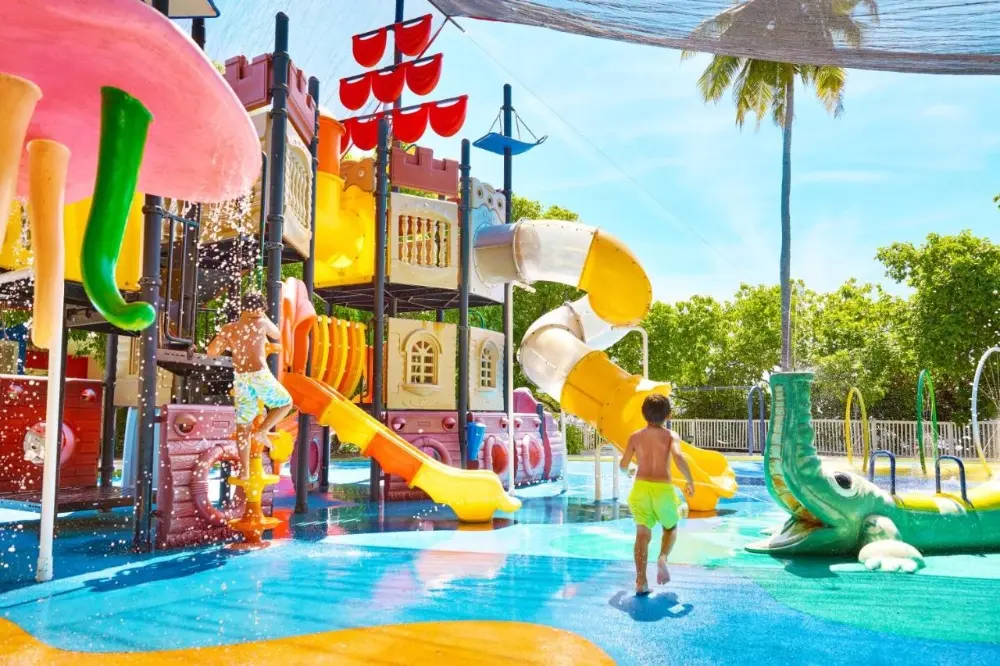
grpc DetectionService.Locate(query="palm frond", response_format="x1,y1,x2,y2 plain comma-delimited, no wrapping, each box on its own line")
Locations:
811,65,847,117
734,58,777,129
697,55,744,103
770,63,796,128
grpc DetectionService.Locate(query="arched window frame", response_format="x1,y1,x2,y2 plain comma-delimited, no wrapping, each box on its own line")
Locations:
478,340,499,390
403,330,442,395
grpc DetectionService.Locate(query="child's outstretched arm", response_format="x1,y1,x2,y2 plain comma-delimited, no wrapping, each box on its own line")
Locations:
671,435,696,496
263,317,281,341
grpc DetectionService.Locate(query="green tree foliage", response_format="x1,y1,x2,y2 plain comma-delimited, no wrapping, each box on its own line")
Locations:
809,280,914,419
877,232,1000,422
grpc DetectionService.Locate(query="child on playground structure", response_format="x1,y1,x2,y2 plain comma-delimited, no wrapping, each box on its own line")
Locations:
207,291,293,480
620,394,695,595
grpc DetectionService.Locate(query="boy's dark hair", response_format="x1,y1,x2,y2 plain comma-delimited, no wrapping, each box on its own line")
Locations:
641,394,671,425
243,291,266,314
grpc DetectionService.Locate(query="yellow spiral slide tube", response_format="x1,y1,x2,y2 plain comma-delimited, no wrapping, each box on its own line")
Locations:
474,220,737,511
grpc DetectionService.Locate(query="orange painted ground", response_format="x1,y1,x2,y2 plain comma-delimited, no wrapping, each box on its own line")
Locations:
0,618,614,666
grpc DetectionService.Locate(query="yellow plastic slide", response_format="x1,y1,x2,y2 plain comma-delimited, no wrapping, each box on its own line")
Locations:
283,372,521,522
281,278,520,522
472,220,737,512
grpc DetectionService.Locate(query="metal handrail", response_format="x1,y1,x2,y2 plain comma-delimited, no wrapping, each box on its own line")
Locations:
868,449,897,495
162,205,201,346
935,454,969,504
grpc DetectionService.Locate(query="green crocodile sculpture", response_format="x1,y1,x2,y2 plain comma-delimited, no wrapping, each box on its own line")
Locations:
747,372,1000,573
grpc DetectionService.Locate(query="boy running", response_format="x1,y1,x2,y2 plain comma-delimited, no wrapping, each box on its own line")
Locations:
620,394,695,595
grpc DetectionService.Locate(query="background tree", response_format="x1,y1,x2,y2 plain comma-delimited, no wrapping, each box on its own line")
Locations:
877,232,1000,422
682,0,878,371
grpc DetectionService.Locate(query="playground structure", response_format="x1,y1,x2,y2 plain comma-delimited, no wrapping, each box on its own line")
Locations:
749,371,1000,571
0,0,743,583
0,2,600,571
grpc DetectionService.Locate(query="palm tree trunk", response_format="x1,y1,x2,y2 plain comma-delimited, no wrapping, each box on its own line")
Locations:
779,76,794,371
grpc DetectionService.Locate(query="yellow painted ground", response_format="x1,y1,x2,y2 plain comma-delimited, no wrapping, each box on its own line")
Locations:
0,619,614,666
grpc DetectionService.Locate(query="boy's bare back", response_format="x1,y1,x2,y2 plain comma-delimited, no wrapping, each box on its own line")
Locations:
627,426,680,483
211,314,280,373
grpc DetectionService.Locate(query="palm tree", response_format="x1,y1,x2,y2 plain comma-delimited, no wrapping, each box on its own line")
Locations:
683,0,878,370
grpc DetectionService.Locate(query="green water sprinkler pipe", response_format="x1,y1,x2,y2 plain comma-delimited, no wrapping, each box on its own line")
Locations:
915,369,938,475
80,87,155,331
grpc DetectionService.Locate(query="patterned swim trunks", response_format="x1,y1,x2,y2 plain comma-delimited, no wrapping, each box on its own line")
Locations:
234,369,292,425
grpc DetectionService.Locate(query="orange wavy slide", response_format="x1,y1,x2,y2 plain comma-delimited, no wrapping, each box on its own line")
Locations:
279,278,520,522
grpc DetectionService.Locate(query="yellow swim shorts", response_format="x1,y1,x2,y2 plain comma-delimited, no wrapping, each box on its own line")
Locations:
628,479,680,530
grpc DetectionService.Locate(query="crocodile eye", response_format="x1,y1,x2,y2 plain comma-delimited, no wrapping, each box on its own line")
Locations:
832,471,859,497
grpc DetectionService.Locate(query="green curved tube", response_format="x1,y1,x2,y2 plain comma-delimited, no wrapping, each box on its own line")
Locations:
915,369,938,475
81,87,155,331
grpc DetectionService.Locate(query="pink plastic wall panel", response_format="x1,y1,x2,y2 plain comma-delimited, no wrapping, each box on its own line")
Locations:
382,401,563,504
155,404,275,549
384,411,460,501
224,54,317,143
390,145,459,197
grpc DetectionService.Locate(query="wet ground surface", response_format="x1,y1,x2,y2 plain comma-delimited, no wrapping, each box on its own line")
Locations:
1,459,999,664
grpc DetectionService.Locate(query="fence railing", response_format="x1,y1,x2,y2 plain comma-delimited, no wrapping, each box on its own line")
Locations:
569,416,1000,461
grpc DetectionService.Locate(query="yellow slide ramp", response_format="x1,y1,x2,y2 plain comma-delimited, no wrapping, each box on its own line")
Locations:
283,372,521,522
562,350,736,512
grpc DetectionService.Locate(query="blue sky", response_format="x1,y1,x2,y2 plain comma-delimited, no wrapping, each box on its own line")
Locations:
203,0,1000,303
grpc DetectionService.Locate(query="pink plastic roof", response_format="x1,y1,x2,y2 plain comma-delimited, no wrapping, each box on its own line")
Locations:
6,0,259,204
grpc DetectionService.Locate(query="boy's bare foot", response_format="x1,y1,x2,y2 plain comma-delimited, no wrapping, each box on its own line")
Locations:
254,432,271,449
656,556,671,584
636,577,650,596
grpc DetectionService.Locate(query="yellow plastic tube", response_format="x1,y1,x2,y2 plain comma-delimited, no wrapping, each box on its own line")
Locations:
0,195,143,290
0,202,29,269
311,315,330,380
0,73,42,246
314,181,375,288
26,140,69,350
325,318,349,388
562,352,736,512
342,322,368,398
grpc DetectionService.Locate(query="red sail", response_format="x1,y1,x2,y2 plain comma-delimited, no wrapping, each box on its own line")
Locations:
346,114,382,151
352,27,387,67
395,14,432,56
371,66,406,104
339,72,371,111
392,104,430,144
428,96,468,137
405,54,442,96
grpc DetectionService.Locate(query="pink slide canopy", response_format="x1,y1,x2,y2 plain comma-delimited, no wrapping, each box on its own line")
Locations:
4,0,259,204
